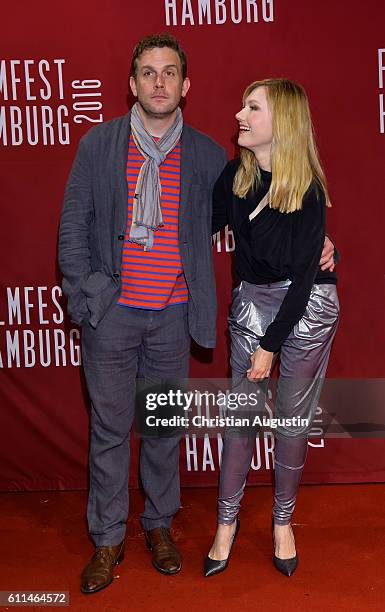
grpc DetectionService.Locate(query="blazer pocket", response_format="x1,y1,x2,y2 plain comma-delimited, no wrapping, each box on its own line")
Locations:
81,271,113,297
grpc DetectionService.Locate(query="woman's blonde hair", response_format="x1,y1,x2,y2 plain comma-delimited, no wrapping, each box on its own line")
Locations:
233,78,330,212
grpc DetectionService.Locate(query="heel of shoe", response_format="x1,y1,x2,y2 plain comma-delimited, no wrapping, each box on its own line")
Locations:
115,542,125,565
145,537,152,551
116,552,125,565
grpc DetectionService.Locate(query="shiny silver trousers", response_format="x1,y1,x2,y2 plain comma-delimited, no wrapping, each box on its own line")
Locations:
218,280,339,525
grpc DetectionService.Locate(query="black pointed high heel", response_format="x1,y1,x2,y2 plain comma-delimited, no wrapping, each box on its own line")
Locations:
272,520,298,577
204,518,240,577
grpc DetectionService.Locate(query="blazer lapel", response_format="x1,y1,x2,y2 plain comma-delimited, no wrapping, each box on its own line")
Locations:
114,112,130,234
112,113,130,270
179,125,196,242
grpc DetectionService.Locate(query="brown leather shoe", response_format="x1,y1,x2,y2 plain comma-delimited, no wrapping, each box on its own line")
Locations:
145,527,181,574
80,541,125,594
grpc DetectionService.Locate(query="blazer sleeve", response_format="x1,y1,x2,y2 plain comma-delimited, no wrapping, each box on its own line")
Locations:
58,136,94,325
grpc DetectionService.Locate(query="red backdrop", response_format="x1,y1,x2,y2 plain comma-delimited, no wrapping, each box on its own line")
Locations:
1,0,385,490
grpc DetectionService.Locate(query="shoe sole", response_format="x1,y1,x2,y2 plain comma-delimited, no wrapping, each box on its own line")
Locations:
151,559,182,575
145,534,181,575
81,577,113,595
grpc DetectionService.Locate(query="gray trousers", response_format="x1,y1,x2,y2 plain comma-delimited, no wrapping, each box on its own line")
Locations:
81,301,190,546
218,281,340,525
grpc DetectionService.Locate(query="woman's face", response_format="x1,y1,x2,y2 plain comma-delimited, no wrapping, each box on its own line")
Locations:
236,86,273,156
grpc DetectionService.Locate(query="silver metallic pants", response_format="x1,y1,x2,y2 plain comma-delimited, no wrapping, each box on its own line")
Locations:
218,280,339,525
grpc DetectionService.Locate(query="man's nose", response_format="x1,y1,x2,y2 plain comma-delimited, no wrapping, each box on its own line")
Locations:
155,74,165,88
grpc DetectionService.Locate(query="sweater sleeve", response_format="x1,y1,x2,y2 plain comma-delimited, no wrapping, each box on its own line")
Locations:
259,186,326,353
212,161,237,235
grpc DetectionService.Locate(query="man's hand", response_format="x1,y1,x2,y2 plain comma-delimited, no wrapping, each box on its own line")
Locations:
320,236,335,272
247,347,274,382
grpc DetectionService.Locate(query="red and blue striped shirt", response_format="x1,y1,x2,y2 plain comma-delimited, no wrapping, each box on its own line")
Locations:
118,134,188,310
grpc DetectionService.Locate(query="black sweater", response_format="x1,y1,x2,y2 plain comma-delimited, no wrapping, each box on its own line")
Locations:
212,158,337,353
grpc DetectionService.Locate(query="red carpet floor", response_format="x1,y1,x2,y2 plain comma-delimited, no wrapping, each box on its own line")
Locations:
1,485,384,611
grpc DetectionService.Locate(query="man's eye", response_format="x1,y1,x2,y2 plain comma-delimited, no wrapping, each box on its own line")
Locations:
165,71,176,77
143,71,153,77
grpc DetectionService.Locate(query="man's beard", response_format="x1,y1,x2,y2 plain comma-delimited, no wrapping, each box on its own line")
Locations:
138,98,180,120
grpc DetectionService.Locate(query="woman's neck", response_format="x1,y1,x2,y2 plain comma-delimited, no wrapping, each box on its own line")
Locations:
252,145,272,172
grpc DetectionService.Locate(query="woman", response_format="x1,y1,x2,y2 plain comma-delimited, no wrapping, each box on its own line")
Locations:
205,79,339,577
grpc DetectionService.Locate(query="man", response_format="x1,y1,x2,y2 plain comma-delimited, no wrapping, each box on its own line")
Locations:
59,33,336,593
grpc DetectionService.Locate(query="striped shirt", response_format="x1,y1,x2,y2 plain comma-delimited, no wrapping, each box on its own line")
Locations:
117,134,188,310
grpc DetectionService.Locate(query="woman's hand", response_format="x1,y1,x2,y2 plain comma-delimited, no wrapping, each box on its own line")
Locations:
320,236,335,271
247,347,274,381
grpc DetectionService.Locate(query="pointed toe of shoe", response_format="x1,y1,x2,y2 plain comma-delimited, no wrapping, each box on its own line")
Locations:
80,576,113,594
273,554,298,577
204,556,228,577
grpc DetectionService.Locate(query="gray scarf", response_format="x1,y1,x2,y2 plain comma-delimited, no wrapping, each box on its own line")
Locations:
129,102,183,250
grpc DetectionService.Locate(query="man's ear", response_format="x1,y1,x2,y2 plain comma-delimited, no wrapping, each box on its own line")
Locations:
130,76,137,97
181,77,191,98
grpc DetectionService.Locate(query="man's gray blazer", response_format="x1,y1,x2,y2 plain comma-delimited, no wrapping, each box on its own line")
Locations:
58,112,227,348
